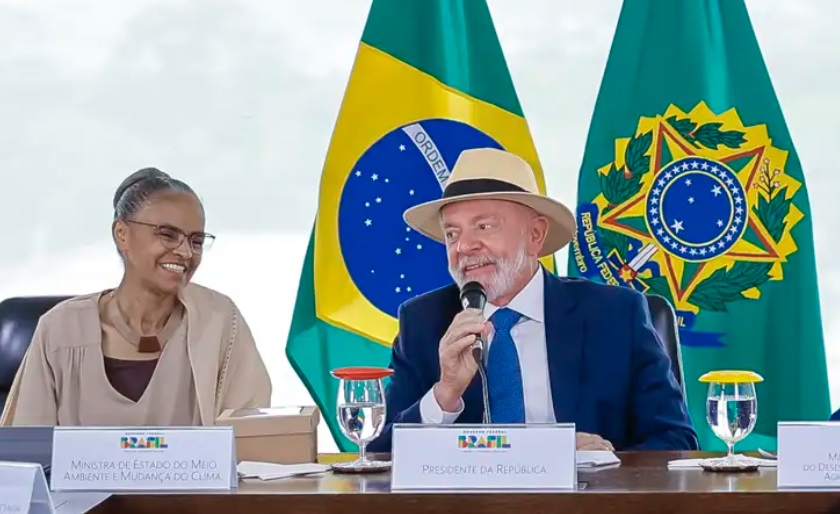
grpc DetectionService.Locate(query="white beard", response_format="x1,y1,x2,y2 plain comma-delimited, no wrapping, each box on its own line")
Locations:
449,241,530,303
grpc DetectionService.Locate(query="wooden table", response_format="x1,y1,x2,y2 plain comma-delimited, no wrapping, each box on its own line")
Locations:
89,451,840,514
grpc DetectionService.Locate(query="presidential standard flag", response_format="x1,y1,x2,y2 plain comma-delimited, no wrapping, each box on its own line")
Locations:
568,0,830,450
286,0,553,450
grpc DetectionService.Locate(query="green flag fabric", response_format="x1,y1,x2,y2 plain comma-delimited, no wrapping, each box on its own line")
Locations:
286,0,551,451
568,0,830,451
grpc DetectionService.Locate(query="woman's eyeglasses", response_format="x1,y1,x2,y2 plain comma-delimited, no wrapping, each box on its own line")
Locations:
125,219,215,253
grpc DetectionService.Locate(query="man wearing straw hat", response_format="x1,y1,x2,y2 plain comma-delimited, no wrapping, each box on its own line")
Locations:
367,148,698,452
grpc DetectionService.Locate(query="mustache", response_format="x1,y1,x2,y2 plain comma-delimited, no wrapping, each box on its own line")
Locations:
455,255,496,273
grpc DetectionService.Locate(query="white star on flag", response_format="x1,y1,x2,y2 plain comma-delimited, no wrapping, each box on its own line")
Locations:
671,220,684,233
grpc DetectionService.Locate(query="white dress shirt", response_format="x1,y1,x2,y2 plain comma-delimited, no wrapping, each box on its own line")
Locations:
419,267,556,424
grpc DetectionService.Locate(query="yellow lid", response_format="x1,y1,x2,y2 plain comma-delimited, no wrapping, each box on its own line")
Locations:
699,370,764,383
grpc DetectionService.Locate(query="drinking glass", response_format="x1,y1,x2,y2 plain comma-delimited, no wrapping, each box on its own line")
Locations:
700,370,763,462
330,366,393,473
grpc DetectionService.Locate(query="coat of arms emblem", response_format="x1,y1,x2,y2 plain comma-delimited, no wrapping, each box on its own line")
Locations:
571,102,802,346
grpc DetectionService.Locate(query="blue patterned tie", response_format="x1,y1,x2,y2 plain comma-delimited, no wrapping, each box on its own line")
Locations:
486,307,525,423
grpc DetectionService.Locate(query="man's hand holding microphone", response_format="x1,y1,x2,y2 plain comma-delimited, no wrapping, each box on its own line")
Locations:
433,306,488,412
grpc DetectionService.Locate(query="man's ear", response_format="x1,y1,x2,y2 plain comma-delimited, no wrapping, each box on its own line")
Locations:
529,215,549,254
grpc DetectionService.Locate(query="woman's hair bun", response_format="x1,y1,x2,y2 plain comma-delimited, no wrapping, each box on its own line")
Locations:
113,167,171,209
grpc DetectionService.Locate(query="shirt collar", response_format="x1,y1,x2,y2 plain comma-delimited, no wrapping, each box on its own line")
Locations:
483,266,545,324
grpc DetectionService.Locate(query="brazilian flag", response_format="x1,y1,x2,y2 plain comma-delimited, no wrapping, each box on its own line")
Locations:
568,0,830,450
285,0,553,450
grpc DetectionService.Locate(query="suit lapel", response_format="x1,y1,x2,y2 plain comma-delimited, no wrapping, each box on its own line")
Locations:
543,272,583,423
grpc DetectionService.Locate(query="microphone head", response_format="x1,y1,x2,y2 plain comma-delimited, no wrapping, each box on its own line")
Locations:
460,281,487,310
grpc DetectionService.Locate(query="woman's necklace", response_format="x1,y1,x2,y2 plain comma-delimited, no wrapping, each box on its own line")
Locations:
108,291,174,353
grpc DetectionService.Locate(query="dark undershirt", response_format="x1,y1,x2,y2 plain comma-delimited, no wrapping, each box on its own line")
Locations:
102,357,159,403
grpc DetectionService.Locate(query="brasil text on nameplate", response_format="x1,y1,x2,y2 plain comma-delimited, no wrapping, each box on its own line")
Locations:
390,423,576,491
778,422,840,489
50,426,237,491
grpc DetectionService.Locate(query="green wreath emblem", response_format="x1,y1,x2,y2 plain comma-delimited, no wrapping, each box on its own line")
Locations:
595,112,795,312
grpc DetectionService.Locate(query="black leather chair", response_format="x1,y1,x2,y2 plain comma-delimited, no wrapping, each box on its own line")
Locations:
645,294,685,397
0,296,72,411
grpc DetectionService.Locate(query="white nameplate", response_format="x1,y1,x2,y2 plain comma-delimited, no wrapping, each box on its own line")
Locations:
391,423,576,491
778,422,840,488
50,427,237,491
0,461,54,513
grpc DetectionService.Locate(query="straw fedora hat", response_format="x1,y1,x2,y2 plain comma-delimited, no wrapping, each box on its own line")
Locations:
403,148,577,257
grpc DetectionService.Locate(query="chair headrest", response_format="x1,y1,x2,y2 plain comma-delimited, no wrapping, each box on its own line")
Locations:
0,296,73,391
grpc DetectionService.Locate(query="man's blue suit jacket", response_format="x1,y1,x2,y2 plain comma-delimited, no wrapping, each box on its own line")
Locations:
367,271,699,452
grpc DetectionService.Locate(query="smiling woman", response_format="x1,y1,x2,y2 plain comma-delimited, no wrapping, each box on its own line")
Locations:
0,168,272,427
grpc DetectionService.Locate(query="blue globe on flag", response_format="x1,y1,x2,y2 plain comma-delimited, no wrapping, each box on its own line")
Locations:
338,118,503,318
645,156,748,263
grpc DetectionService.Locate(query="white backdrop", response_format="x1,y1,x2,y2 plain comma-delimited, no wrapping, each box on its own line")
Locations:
0,0,838,452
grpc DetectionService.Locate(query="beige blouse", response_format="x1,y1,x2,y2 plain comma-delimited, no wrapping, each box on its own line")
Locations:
0,283,272,427
98,291,186,404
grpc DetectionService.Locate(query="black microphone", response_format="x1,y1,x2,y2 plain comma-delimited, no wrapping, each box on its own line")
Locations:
459,281,487,363
459,281,491,424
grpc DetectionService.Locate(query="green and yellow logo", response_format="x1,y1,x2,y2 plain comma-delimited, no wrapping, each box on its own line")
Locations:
572,102,802,346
